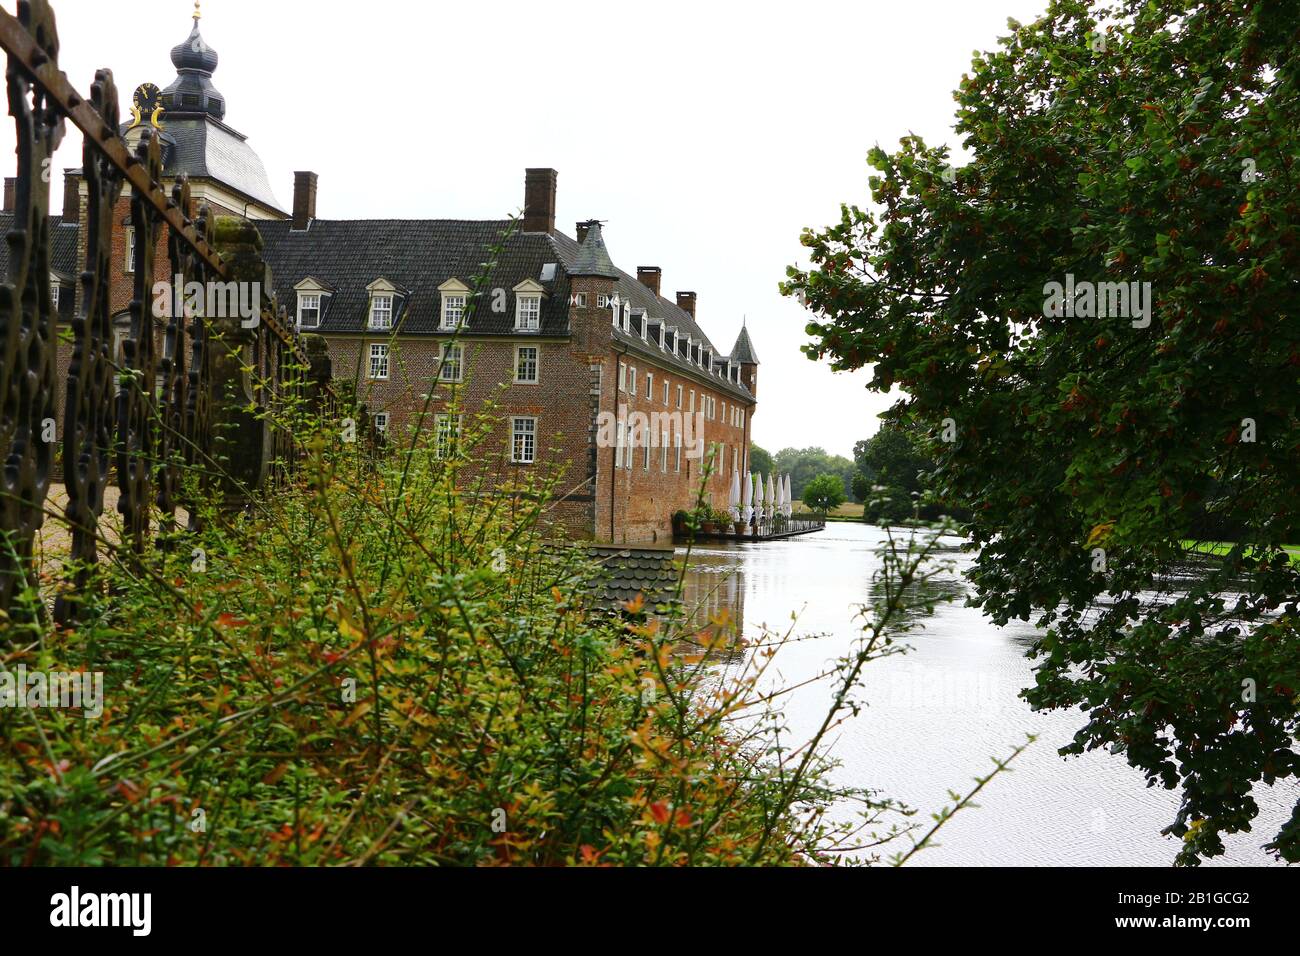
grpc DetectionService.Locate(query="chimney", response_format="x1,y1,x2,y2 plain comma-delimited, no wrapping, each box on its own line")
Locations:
3,177,15,213
523,167,557,234
292,171,318,231
637,266,662,298
575,220,591,245
676,291,696,319
62,170,81,222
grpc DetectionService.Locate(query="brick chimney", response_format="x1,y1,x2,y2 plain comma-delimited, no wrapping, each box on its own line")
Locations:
62,170,81,222
523,167,557,234
575,221,591,245
676,291,696,319
292,171,318,231
3,177,15,213
637,267,662,297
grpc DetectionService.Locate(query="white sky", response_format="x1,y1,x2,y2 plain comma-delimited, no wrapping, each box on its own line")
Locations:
8,0,1048,458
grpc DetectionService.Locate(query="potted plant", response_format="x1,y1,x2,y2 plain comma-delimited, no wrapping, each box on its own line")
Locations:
699,505,718,534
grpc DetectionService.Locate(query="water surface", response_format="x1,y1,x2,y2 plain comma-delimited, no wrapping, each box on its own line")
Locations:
680,522,1296,866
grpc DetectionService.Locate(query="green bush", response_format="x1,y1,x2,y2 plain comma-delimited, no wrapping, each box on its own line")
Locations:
1,412,999,866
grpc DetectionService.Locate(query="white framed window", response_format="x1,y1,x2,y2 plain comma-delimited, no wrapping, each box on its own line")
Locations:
597,293,611,309
516,294,541,331
570,292,587,308
434,413,461,458
616,420,626,468
643,436,651,470
661,432,668,472
646,373,654,402
50,284,60,311
515,345,539,384
676,384,683,409
618,361,627,393
442,294,465,329
297,292,321,329
675,428,682,472
373,412,389,433
368,343,389,380
439,343,463,382
689,389,695,413
125,227,136,274
629,366,637,397
439,279,470,330
369,293,393,330
722,400,727,423
512,416,536,464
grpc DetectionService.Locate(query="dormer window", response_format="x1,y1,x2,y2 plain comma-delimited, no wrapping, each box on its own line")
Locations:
370,294,393,329
513,279,544,331
634,311,647,340
50,283,60,311
438,278,471,330
294,277,332,330
657,325,666,349
298,293,321,328
366,278,398,330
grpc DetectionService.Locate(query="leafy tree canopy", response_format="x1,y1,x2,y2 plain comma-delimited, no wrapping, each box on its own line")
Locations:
784,0,1300,864
802,473,848,514
773,446,857,499
750,443,774,478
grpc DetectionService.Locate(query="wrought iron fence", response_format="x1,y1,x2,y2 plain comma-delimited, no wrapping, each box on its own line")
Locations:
0,0,355,621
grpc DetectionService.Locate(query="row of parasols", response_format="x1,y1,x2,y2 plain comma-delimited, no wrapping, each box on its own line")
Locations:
728,471,794,524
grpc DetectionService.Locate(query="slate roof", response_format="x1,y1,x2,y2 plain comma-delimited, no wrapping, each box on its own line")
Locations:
547,230,756,402
0,212,80,320
257,219,573,335
568,221,619,278
730,324,759,364
121,118,284,213
585,545,681,610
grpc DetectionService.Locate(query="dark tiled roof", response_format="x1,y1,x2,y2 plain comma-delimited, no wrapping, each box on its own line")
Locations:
569,221,619,278
122,117,284,212
257,219,573,335
730,324,759,364
545,230,755,402
585,545,681,610
0,212,80,320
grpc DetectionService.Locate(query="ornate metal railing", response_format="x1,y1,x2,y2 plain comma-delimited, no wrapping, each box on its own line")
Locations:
0,0,349,621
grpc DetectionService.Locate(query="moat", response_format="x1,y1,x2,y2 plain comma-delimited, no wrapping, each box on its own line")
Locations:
681,522,1297,866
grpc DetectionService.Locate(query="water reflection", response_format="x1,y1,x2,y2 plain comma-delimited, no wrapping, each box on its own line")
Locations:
678,523,1296,866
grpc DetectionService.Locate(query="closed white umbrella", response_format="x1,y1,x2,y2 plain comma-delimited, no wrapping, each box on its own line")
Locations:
765,474,775,519
728,468,741,522
753,473,764,521
775,474,785,516
742,471,754,524
783,474,794,517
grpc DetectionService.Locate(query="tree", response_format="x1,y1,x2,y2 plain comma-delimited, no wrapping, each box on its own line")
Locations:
855,423,932,495
784,0,1300,864
749,443,773,478
773,446,856,499
802,474,847,514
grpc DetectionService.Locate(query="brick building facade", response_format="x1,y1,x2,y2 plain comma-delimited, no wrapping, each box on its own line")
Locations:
8,8,759,545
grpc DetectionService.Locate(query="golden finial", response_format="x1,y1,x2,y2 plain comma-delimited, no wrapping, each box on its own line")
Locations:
193,0,201,19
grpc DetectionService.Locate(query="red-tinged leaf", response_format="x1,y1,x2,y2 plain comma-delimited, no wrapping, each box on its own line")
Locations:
650,801,670,825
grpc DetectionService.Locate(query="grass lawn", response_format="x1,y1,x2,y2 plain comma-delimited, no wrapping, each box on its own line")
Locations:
791,499,865,519
1181,540,1300,566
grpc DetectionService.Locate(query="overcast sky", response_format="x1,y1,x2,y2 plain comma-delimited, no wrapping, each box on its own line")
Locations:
10,0,1049,458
